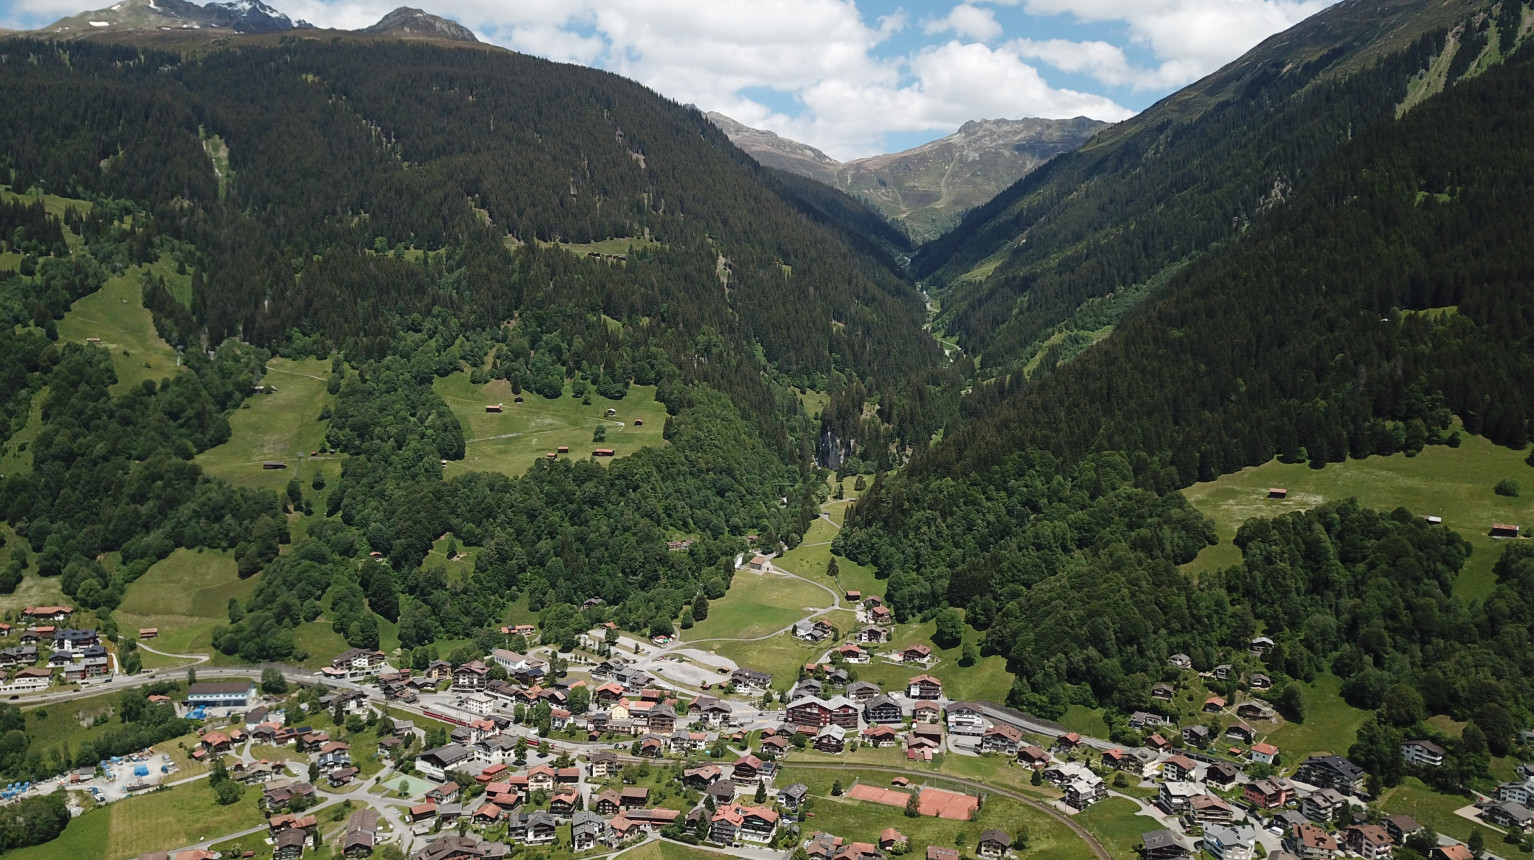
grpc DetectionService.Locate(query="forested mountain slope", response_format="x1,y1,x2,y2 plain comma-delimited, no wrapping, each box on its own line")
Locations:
918,0,1512,376
0,35,943,660
836,20,1534,759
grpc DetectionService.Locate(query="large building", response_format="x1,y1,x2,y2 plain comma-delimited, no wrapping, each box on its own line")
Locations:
187,681,257,709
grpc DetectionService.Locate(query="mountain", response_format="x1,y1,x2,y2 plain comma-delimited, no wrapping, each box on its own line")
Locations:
39,0,307,34
708,113,1107,242
917,0,1501,377
361,7,476,42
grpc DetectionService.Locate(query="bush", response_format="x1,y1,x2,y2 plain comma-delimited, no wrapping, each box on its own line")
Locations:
1496,479,1521,497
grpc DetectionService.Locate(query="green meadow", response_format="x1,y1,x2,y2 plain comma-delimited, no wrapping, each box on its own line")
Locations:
196,356,338,493
116,548,256,661
433,373,670,477
1182,429,1534,599
56,254,187,395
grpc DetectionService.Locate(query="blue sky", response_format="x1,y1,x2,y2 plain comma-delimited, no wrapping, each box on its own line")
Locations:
0,0,1340,159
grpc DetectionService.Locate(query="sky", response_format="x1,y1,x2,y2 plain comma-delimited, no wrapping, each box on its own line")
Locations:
0,0,1341,160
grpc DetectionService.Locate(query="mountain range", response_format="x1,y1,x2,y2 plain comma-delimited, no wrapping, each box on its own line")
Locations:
35,0,476,40
708,112,1107,242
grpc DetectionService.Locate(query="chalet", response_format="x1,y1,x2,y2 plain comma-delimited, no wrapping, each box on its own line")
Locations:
901,644,933,664
1432,848,1475,860
1226,722,1256,744
880,828,909,852
787,695,859,729
857,625,889,643
1142,830,1190,860
1151,683,1175,700
331,648,387,677
912,701,941,724
262,781,316,812
426,782,462,805
588,751,619,778
1484,800,1534,830
328,766,359,787
1018,746,1050,768
814,725,847,753
1301,788,1348,822
980,724,1024,756
1158,780,1203,814
835,642,868,663
1205,761,1242,786
507,811,559,845
1190,793,1235,825
571,812,608,851
1244,778,1294,809
709,804,779,845
1203,823,1259,860
683,765,722,789
452,661,489,691
1044,762,1105,809
1250,742,1280,765
1237,700,1276,720
343,808,378,858
870,605,894,625
929,850,960,860
1343,825,1394,860
1295,755,1366,795
1162,754,1198,781
731,754,764,781
1168,653,1193,670
1183,725,1212,747
945,701,984,735
1250,673,1273,691
548,792,578,818
1401,739,1446,767
406,801,436,823
1204,695,1226,713
748,556,769,571
273,828,307,860
1285,822,1339,860
778,783,810,811
977,830,1010,858
792,620,835,642
729,668,773,692
907,674,943,699
846,680,882,703
20,606,72,623
637,737,664,757
1056,732,1083,751
862,725,900,747
1382,814,1423,844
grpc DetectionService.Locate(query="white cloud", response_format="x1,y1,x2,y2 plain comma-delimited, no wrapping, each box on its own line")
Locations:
1017,0,1336,88
924,3,1003,43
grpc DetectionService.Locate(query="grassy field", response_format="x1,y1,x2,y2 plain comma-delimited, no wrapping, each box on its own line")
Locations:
9,778,265,860
196,356,338,494
797,388,830,420
685,568,833,641
615,841,735,860
0,566,70,621
1182,431,1534,600
115,549,254,659
841,613,1014,704
1076,796,1157,859
433,374,670,477
1380,776,1485,844
705,633,828,693
543,236,661,259
1266,673,1371,761
774,765,1086,860
56,255,187,396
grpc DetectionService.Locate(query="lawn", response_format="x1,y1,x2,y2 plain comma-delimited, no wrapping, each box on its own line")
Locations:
196,356,338,494
684,568,833,641
0,562,70,620
116,548,255,659
1181,429,1534,600
774,765,1087,860
1265,673,1371,761
846,615,1015,704
797,388,830,421
705,634,827,693
616,841,735,860
56,254,187,396
1379,776,1486,844
1076,796,1158,859
432,373,670,477
294,621,351,668
9,778,265,860
1057,705,1109,738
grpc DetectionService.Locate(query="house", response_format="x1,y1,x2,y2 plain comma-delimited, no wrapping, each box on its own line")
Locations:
1203,823,1259,860
1056,732,1083,751
787,695,859,729
588,751,619,778
1158,781,1203,814
980,724,1024,756
1286,822,1340,860
186,681,255,709
1250,742,1280,765
864,695,904,725
1203,696,1226,713
929,850,960,860
1169,653,1193,670
1301,788,1348,823
814,725,847,753
1018,746,1050,769
1183,725,1212,747
415,744,471,781
51,629,98,653
1492,523,1521,538
330,648,387,677
1250,673,1273,691
792,620,835,642
1212,664,1236,681
732,754,764,781
1226,722,1256,744
748,556,770,571
262,781,316,812
1151,683,1175,700
507,811,559,845
709,804,779,845
1344,825,1394,860
778,783,809,811
1382,814,1423,844
913,701,941,723
857,626,889,643
548,792,578,817
453,661,489,691
977,829,1010,858
20,606,72,623
1161,754,1198,781
846,681,882,703
1295,755,1366,795
1044,762,1105,809
1244,778,1294,809
835,643,868,663
1401,739,1446,767
343,808,379,858
880,828,908,852
1129,711,1166,730
683,765,722,789
1108,747,1159,779
901,644,932,664
1142,829,1190,860
1190,793,1235,825
1204,761,1242,786
594,791,623,816
862,725,900,747
1237,700,1276,720
1484,800,1534,830
908,674,943,699
273,828,308,860
729,668,773,692
946,702,986,735
706,780,738,806
870,606,894,625
1431,848,1475,860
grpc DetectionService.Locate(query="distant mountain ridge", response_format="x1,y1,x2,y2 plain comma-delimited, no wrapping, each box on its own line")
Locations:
707,113,1109,242
34,0,475,41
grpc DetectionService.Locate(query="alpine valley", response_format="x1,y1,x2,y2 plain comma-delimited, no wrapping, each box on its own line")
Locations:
1,1,1533,860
